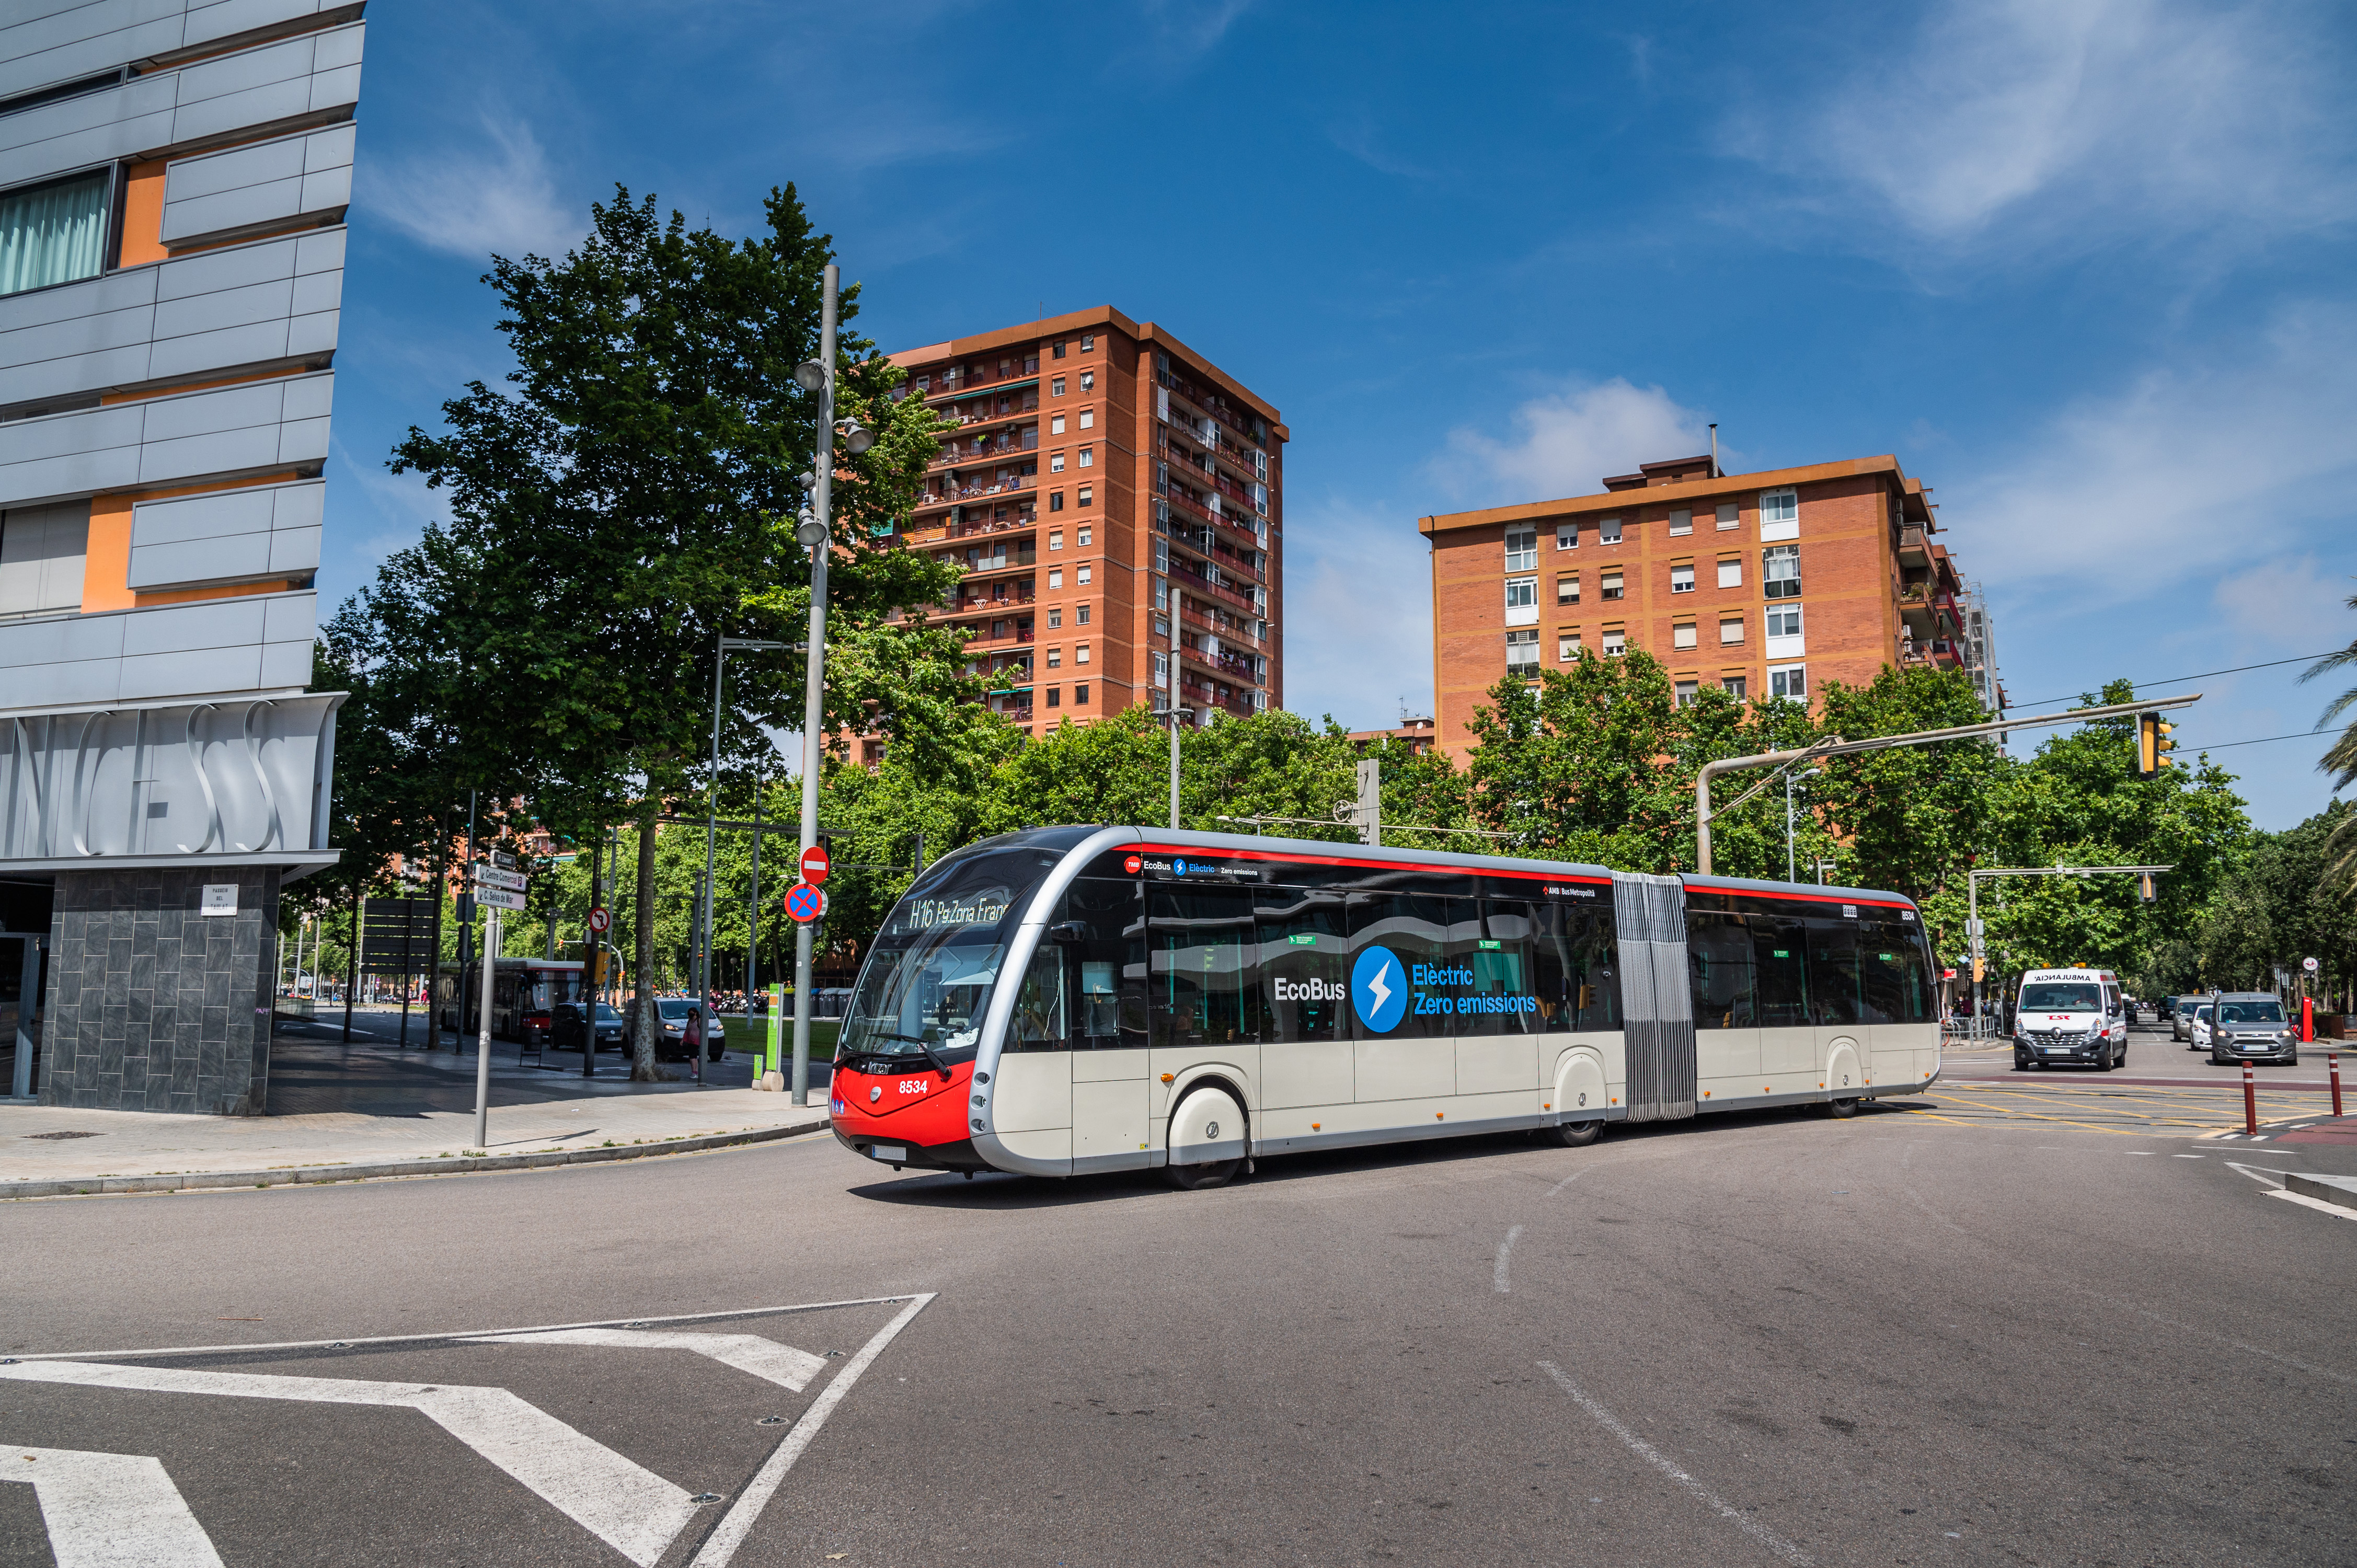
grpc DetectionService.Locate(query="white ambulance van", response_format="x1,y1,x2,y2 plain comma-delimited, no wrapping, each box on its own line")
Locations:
2011,967,2129,1071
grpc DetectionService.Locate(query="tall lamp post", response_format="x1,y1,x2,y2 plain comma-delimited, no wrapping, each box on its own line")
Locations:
703,634,796,1069
1784,767,1821,884
787,263,875,1107
1161,706,1196,830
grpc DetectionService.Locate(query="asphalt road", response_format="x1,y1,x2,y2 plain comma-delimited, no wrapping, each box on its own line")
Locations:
1942,1018,2350,1089
5,1070,2353,1566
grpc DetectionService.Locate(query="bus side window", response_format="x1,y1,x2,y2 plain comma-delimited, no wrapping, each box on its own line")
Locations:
1686,912,1755,1029
1064,877,1147,1050
1009,947,1067,1051
1750,916,1810,1028
1151,885,1259,1047
1858,921,1918,1023
1580,907,1621,1032
1804,917,1865,1026
1255,886,1347,1044
1476,900,1539,1034
1347,892,1451,1041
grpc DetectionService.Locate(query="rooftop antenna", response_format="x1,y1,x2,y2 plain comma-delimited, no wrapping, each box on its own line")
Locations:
1709,423,1720,478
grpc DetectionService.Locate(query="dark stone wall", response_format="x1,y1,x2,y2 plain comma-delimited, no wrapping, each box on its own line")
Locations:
39,866,282,1115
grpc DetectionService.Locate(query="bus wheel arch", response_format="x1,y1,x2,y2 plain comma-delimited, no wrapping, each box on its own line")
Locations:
1547,1050,1609,1146
1164,1080,1248,1191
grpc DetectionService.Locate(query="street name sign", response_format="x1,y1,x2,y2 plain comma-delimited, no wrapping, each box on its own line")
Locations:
473,864,527,893
489,849,520,870
475,886,528,913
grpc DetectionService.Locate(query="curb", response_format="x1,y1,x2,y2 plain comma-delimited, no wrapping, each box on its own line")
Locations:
0,1114,832,1201
2285,1172,2357,1211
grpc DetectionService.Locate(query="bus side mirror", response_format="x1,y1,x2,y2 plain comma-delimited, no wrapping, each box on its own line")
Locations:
1049,921,1088,945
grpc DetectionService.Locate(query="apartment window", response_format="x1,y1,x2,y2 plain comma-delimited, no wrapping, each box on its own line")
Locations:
1077,525,1092,545
1047,686,1061,707
0,170,109,299
1077,603,1091,625
1670,563,1695,594
1079,409,1095,430
1081,334,1095,351
1049,569,1064,589
1722,675,1747,698
1675,679,1699,707
1669,508,1693,536
1078,564,1092,584
1763,544,1801,599
1599,516,1623,545
1054,342,1067,359
1153,578,1167,611
1717,557,1742,589
1716,502,1739,531
1080,371,1095,391
1047,648,1063,668
1673,622,1698,650
1602,627,1626,657
1557,630,1582,662
1154,650,1169,688
0,500,90,616
1765,605,1803,645
1505,628,1540,673
1074,683,1089,704
1720,615,1745,645
1556,523,1578,550
1051,414,1066,435
1051,376,1066,395
1077,486,1094,508
1768,664,1807,701
1601,570,1624,601
1504,575,1538,625
1050,453,1066,473
1556,574,1579,606
1048,607,1062,628
1154,614,1170,638
991,619,1009,639
1759,488,1799,541
1077,642,1091,664
1050,529,1064,549
1503,525,1538,572
1078,447,1094,468
1049,492,1065,513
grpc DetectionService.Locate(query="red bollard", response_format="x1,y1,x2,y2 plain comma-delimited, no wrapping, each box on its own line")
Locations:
2243,1061,2258,1137
2332,1054,2344,1120
2304,995,2314,1043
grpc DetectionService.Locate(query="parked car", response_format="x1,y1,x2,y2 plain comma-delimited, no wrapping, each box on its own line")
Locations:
2196,994,2298,1066
2173,997,2201,1043
622,998,726,1062
552,1001,625,1054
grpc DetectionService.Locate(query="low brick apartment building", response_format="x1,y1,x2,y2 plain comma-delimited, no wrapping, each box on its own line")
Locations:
882,308,1284,740
1418,452,1997,759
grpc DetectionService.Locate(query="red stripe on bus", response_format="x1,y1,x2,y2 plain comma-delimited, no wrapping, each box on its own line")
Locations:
1685,881,1915,910
1126,844,1612,885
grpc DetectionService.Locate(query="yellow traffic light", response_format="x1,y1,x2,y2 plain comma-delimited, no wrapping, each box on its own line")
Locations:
2138,872,2157,903
1972,955,1985,982
2153,717,2175,770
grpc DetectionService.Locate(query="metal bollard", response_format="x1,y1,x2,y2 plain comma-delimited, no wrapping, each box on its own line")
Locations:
2243,1060,2258,1137
2331,1053,2343,1119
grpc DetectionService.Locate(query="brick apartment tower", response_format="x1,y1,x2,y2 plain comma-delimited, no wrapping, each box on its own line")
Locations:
1419,454,1998,762
0,1,360,1110
886,308,1285,740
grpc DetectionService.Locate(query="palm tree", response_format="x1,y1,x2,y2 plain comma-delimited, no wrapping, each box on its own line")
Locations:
2302,586,2357,880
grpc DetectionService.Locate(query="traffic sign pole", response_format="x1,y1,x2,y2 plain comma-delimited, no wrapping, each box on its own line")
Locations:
475,905,498,1151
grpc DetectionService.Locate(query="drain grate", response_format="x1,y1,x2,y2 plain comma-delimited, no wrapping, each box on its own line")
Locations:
25,1129,102,1140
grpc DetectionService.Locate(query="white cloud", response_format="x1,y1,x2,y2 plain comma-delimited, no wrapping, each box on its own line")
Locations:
1729,0,2356,261
1136,0,1254,57
1427,378,1709,506
360,114,580,261
1946,303,2357,604
1279,497,1435,733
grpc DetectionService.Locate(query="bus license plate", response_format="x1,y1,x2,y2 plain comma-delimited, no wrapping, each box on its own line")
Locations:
870,1145,906,1162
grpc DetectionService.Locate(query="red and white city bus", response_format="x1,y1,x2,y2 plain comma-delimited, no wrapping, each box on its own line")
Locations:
828,827,1941,1187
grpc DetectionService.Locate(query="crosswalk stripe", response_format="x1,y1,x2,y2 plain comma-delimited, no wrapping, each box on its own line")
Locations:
0,1362,696,1567
465,1328,827,1390
3,1447,224,1568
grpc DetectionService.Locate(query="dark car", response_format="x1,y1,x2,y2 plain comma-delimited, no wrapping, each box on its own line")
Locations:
553,1001,626,1054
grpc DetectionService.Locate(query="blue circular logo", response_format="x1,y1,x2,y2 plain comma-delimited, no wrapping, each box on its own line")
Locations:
1172,858,1188,877
1352,944,1407,1034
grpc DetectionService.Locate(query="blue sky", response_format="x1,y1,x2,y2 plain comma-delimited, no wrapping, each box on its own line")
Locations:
325,0,2357,830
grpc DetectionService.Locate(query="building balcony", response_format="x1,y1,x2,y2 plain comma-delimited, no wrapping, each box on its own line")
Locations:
911,474,1035,512
1179,640,1262,685
933,431,1038,468
1899,524,1930,567
1167,559,1259,617
1178,603,1263,647
943,513,1037,541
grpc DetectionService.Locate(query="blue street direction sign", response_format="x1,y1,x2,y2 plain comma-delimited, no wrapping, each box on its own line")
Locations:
785,883,826,924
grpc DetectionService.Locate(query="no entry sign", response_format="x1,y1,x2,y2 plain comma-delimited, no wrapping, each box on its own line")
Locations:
587,906,611,933
785,882,827,924
800,843,831,885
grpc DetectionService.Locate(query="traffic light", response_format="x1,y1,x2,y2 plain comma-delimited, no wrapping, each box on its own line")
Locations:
2135,713,2176,778
1972,954,1985,983
2138,872,2157,903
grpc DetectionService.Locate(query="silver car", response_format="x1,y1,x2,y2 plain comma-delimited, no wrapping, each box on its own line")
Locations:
2174,997,2201,1044
2192,994,2299,1066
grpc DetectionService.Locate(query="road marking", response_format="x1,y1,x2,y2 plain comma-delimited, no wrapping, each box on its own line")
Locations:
2173,1154,2204,1158
4,1447,223,1568
0,1362,696,1567
2268,1189,2357,1223
1494,1225,1524,1294
466,1328,827,1391
1537,1361,1810,1566
688,1293,935,1568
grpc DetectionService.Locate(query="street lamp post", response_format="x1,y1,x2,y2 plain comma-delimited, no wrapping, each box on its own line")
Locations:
1784,766,1820,884
787,262,875,1108
1162,706,1195,830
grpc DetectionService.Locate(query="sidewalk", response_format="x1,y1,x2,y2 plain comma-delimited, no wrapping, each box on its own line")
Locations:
2,1011,836,1198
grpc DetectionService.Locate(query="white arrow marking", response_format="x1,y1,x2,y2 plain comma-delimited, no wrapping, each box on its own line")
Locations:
3,1447,224,1568
0,1363,695,1567
1364,959,1393,1015
465,1328,827,1391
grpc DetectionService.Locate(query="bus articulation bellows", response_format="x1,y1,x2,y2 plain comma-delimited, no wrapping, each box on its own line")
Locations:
827,827,1941,1189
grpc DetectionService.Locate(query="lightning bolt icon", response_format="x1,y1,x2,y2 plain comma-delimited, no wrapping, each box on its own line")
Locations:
1365,959,1393,1014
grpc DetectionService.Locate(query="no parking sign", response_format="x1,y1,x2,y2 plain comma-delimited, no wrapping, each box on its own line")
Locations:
785,883,827,924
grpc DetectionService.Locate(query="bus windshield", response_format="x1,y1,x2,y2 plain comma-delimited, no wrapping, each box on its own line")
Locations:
839,847,1059,1064
2019,982,2102,1012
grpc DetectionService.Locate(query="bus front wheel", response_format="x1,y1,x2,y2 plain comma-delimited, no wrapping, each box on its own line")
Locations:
1544,1119,1603,1148
1826,1096,1861,1119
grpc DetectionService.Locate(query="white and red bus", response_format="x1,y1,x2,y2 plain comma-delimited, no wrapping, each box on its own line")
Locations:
828,827,1940,1187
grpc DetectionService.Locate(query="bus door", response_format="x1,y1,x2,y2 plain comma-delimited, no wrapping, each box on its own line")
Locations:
1859,915,1934,1081
1750,915,1814,1086
1149,883,1259,1142
1346,892,1454,1104
1064,875,1149,1170
1256,887,1349,1109
1803,913,1868,1095
1686,912,1761,1096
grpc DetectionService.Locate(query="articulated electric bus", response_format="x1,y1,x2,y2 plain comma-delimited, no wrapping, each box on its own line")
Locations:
828,827,1940,1188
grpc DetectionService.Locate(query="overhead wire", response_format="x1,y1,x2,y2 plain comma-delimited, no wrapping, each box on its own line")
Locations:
2007,651,2334,712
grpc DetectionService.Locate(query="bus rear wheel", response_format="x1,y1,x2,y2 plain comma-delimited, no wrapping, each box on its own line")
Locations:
1165,1158,1243,1190
1825,1096,1861,1118
1544,1119,1603,1148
